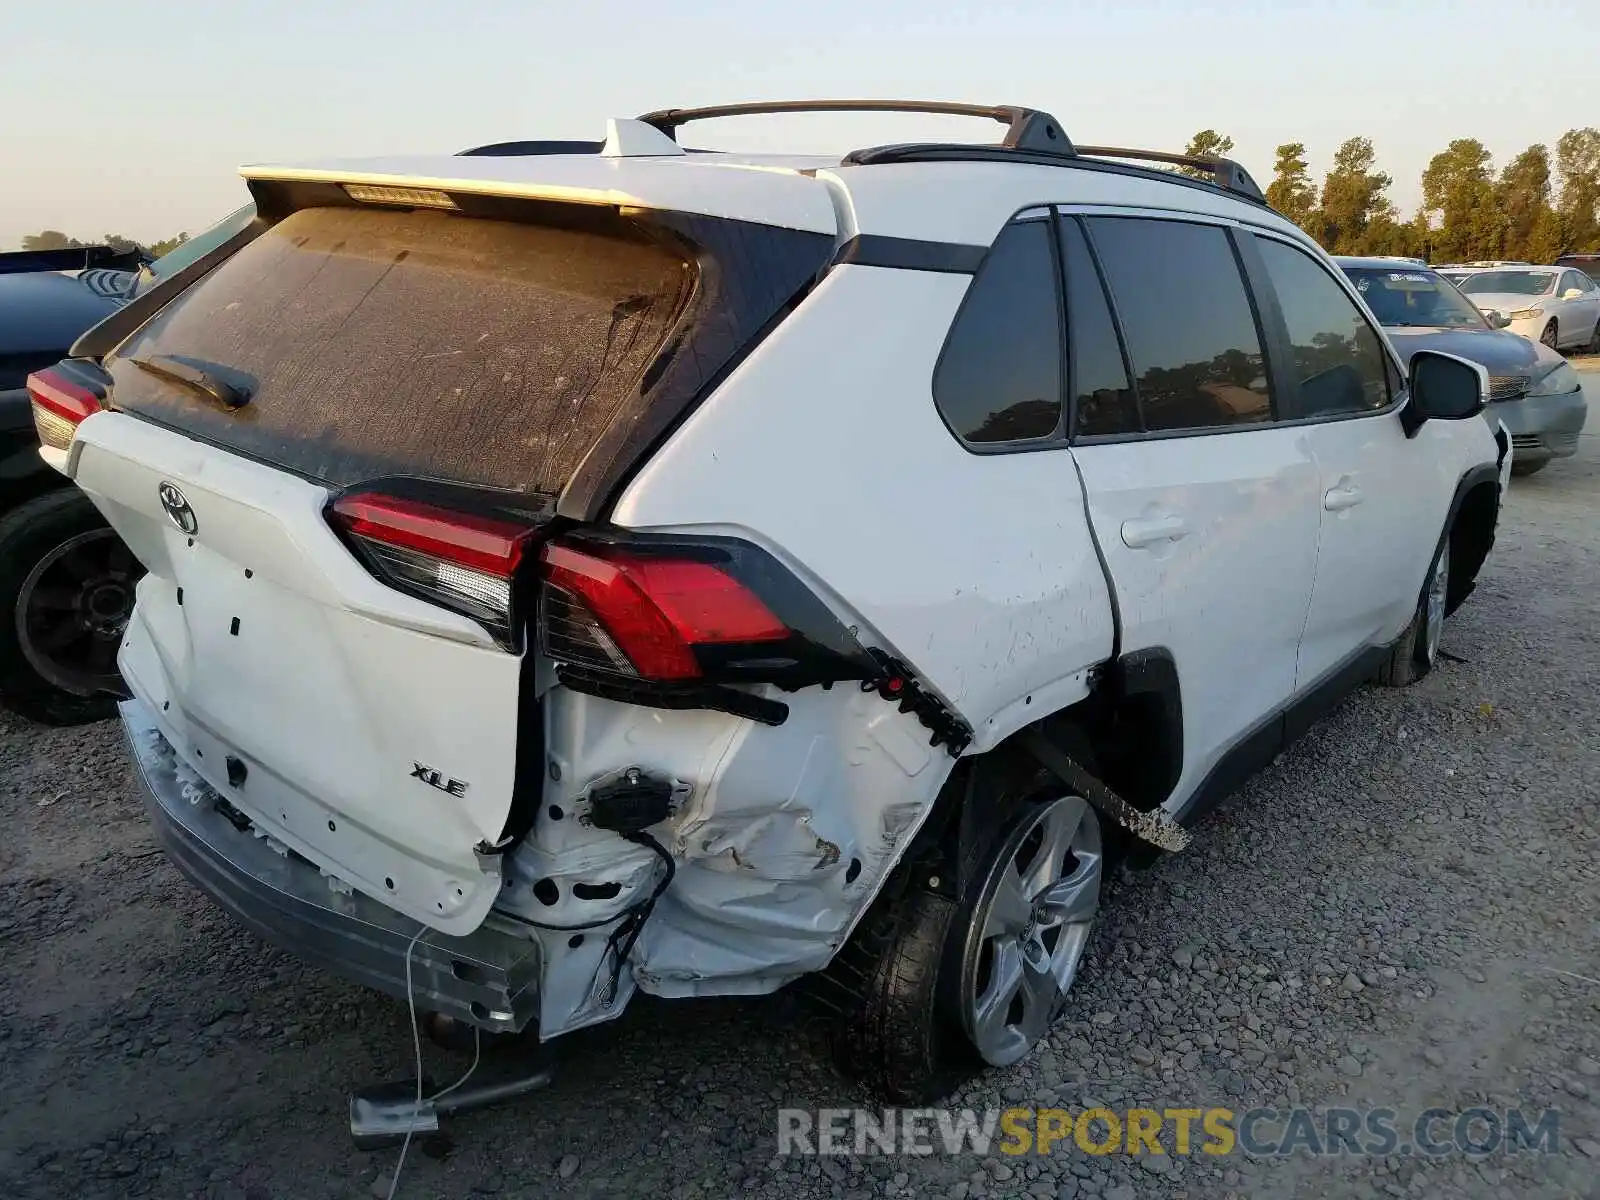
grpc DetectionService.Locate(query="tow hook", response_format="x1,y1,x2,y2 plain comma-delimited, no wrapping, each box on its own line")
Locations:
1022,729,1191,853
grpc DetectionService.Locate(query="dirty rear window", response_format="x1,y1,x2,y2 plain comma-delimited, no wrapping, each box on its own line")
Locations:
106,204,691,492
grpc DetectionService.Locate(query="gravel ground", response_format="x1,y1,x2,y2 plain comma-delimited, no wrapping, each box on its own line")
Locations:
3,374,1598,1200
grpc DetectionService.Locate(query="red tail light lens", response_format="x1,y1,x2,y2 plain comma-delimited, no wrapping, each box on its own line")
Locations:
541,542,788,681
27,368,102,451
329,493,540,647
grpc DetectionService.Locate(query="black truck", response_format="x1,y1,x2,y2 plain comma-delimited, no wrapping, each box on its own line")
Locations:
0,245,147,723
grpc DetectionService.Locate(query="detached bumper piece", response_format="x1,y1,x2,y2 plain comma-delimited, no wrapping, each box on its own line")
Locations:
121,701,540,1033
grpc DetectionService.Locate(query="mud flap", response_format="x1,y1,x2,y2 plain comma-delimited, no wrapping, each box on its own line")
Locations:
1022,728,1190,853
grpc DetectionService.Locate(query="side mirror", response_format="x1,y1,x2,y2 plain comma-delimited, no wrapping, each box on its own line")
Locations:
1402,350,1486,436
1484,309,1512,329
1563,288,1585,300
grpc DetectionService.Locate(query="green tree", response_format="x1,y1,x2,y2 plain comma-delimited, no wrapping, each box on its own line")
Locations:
1496,144,1555,261
1265,142,1318,229
1556,127,1600,252
1422,139,1502,262
1177,129,1235,179
1316,137,1395,254
21,230,87,251
148,232,189,258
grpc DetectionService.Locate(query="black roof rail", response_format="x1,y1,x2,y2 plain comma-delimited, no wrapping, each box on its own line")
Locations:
844,140,1268,207
1073,145,1266,204
457,139,605,157
636,100,1074,156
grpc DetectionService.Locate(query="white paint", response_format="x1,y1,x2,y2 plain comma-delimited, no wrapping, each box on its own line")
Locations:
1069,430,1322,813
240,152,841,235
612,264,1116,732
68,413,518,935
600,118,685,158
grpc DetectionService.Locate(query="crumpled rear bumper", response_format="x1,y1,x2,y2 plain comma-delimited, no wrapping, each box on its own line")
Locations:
122,699,541,1033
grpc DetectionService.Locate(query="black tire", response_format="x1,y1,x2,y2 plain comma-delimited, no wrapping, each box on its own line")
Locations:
1539,320,1559,351
0,488,131,725
1377,523,1451,688
1585,320,1600,356
829,756,1095,1103
1510,458,1549,477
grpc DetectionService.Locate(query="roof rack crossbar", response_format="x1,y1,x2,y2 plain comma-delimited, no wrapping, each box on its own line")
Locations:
1073,145,1266,204
636,100,1074,155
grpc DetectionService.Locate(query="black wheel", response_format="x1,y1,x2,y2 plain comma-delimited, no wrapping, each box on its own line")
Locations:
829,756,1105,1103
1510,458,1549,477
1539,320,1559,350
1377,524,1451,688
0,488,140,725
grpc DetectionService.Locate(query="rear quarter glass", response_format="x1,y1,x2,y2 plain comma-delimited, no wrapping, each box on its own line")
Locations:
104,204,693,493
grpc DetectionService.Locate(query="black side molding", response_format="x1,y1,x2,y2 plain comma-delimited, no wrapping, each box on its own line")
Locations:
830,235,987,275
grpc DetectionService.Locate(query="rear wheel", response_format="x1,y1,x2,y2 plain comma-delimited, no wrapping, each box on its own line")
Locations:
1585,320,1600,356
1377,527,1451,688
1540,320,1559,350
0,489,139,725
830,757,1105,1103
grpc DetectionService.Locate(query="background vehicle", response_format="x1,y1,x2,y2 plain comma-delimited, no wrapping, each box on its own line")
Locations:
1556,252,1600,287
1338,257,1587,475
0,211,256,724
0,245,145,723
1458,267,1600,352
41,102,1506,1103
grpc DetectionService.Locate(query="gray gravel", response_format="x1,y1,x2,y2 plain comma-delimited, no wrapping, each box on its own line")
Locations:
2,373,1598,1200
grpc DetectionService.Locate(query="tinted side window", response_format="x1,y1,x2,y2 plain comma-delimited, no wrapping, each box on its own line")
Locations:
1058,218,1138,437
1086,218,1272,431
1256,238,1391,418
1566,271,1595,294
934,219,1063,445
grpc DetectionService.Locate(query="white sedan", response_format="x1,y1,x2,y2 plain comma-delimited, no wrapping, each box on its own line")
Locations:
1458,267,1600,353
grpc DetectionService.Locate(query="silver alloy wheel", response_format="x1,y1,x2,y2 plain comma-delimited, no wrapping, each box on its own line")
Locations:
1422,542,1450,666
960,794,1103,1067
15,528,137,696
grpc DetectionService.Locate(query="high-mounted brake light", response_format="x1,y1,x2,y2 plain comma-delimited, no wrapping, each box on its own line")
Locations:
329,493,540,647
27,368,101,451
541,542,788,681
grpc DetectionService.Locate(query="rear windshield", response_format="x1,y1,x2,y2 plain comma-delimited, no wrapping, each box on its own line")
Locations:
107,204,691,493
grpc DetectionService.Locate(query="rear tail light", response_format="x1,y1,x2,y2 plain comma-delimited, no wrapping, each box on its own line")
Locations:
541,543,787,681
27,368,103,451
329,493,541,648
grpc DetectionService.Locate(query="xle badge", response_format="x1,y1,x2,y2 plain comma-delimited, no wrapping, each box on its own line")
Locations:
411,762,468,797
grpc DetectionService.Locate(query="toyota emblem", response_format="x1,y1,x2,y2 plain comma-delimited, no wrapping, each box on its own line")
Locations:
158,481,198,535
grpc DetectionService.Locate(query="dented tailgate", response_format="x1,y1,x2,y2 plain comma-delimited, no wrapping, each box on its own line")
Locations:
69,412,524,935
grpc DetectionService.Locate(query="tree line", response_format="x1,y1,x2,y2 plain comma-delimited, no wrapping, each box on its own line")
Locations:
18,229,188,259
1182,127,1600,263
15,127,1600,267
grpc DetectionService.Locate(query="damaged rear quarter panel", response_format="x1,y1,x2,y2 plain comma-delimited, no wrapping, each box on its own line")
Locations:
510,679,953,1035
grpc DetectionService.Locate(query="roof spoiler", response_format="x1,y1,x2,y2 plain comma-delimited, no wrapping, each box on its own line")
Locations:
0,245,150,276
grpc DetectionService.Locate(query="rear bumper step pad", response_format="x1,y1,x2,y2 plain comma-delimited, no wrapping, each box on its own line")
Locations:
121,700,541,1033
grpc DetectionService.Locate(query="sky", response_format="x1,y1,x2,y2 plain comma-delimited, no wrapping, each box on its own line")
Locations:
3,0,1595,250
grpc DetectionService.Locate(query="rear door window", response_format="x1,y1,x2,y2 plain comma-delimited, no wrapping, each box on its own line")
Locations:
1056,217,1137,437
107,204,692,494
933,217,1064,446
1084,217,1273,432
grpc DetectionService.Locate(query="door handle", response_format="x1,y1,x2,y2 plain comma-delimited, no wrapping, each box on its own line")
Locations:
1120,513,1190,549
1323,484,1364,512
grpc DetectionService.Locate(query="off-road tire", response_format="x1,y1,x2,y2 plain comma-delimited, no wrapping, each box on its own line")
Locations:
0,489,122,725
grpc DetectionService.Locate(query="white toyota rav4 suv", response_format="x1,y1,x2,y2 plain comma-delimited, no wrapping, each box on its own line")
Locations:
33,101,1509,1104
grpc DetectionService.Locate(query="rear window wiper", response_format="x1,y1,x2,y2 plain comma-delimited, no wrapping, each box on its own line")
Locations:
125,354,253,410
